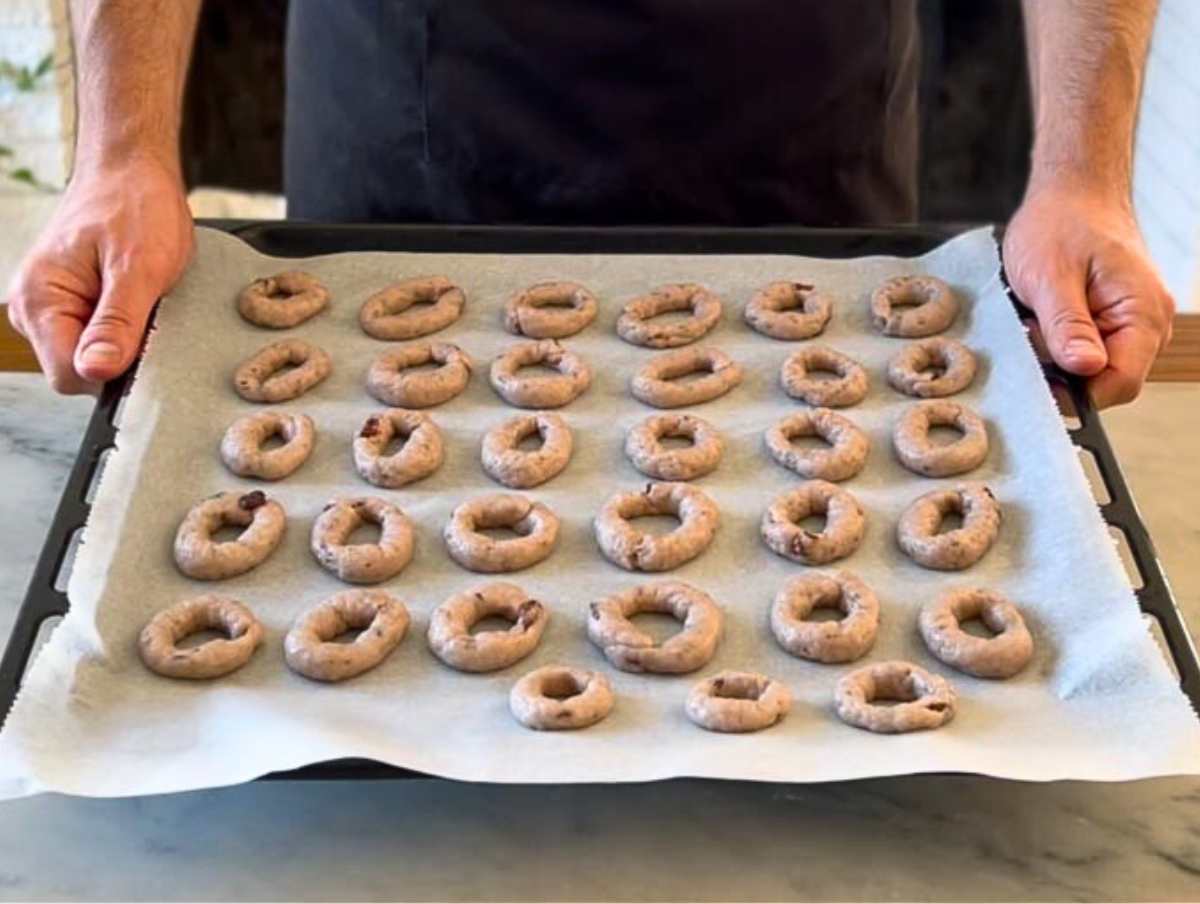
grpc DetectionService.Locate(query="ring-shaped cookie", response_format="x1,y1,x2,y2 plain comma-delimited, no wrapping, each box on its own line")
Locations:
481,412,573,488
138,595,264,679
427,582,549,672
744,280,833,340
869,275,959,337
233,339,332,403
761,480,865,565
763,408,868,482
834,661,957,733
444,493,560,573
897,482,1001,571
353,409,445,488
685,671,792,732
893,400,988,477
366,341,472,408
359,276,465,340
919,588,1033,679
284,589,411,682
173,490,286,580
489,340,592,409
503,281,598,338
617,283,722,348
219,411,315,481
310,496,415,584
594,482,720,572
887,337,977,398
237,270,330,329
624,413,724,481
780,345,868,408
509,665,614,730
630,346,743,409
587,580,722,673
770,571,880,663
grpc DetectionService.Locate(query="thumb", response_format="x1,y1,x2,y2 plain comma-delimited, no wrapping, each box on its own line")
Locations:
74,263,161,382
1023,269,1108,377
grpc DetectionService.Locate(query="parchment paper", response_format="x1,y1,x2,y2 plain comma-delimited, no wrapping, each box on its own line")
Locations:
2,227,1197,799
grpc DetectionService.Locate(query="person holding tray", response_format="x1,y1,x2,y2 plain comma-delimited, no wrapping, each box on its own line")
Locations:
5,0,1175,409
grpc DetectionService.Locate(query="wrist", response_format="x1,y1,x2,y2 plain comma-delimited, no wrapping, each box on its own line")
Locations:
72,140,184,187
1025,158,1133,210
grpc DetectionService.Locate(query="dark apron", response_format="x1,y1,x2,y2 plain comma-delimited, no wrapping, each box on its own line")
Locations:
284,1,919,225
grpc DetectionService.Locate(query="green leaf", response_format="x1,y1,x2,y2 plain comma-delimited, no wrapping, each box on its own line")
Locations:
9,168,36,184
34,53,53,78
0,145,12,157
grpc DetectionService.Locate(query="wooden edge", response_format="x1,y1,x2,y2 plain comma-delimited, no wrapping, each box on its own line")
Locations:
2,303,1198,380
0,304,38,372
1148,314,1200,382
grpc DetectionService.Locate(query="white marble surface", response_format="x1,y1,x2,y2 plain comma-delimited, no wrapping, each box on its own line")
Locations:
0,372,1198,902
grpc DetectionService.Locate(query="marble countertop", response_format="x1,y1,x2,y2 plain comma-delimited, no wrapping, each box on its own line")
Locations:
1,372,1198,902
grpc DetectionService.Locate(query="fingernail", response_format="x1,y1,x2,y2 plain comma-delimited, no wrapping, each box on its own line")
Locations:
80,341,121,366
1066,338,1101,357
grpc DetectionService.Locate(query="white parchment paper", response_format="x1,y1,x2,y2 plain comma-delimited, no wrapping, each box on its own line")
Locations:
2,227,1197,799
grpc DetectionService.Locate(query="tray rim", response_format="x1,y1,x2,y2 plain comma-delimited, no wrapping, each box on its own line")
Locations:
2,220,1195,785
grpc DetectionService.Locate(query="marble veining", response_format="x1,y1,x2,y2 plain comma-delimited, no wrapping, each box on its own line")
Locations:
0,373,1197,902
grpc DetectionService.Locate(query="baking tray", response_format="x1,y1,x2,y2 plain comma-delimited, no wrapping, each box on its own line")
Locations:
2,221,1196,783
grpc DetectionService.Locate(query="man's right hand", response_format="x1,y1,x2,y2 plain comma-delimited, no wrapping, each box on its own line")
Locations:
5,155,194,393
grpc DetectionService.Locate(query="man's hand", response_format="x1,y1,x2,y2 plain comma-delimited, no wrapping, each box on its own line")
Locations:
1004,183,1174,407
5,158,193,394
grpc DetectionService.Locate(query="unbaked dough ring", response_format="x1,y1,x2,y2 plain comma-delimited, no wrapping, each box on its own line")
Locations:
770,570,879,663
919,587,1033,679
624,413,724,481
763,408,869,482
237,271,330,329
138,595,264,679
897,482,1001,571
481,412,573,489
587,580,722,673
353,408,445,488
284,589,411,682
427,582,549,672
219,410,315,481
233,339,332,403
887,337,978,398
744,280,833,340
310,496,415,584
509,665,614,730
779,345,868,408
444,493,560,573
594,482,720,572
869,275,959,337
630,346,743,409
366,341,472,408
893,400,988,477
834,661,957,733
173,490,286,580
503,281,598,338
489,340,592,408
685,671,792,732
760,480,865,565
359,276,465,340
616,283,722,348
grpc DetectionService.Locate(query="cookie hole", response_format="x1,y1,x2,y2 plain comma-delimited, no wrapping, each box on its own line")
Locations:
927,424,965,447
666,368,716,385
516,431,546,452
211,523,248,544
629,612,683,644
642,308,695,325
795,513,827,534
478,524,526,541
918,363,947,379
803,368,841,383
259,432,287,452
629,513,682,537
514,362,562,379
889,287,931,311
345,521,383,546
382,432,411,457
470,615,515,635
329,627,368,645
711,677,765,700
786,434,832,452
959,617,995,639
659,433,695,450
934,511,964,534
177,629,227,650
541,673,584,700
398,360,444,376
804,606,845,623
535,298,576,310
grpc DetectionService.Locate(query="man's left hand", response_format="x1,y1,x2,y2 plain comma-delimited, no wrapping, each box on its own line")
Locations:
1003,184,1175,407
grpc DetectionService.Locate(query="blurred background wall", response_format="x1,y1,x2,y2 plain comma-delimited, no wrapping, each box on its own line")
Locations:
0,0,1196,312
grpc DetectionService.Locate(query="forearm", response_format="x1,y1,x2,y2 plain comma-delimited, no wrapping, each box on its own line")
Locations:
70,0,202,176
1021,0,1157,198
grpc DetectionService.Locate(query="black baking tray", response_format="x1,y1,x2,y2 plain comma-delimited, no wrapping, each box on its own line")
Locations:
2,221,1196,784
